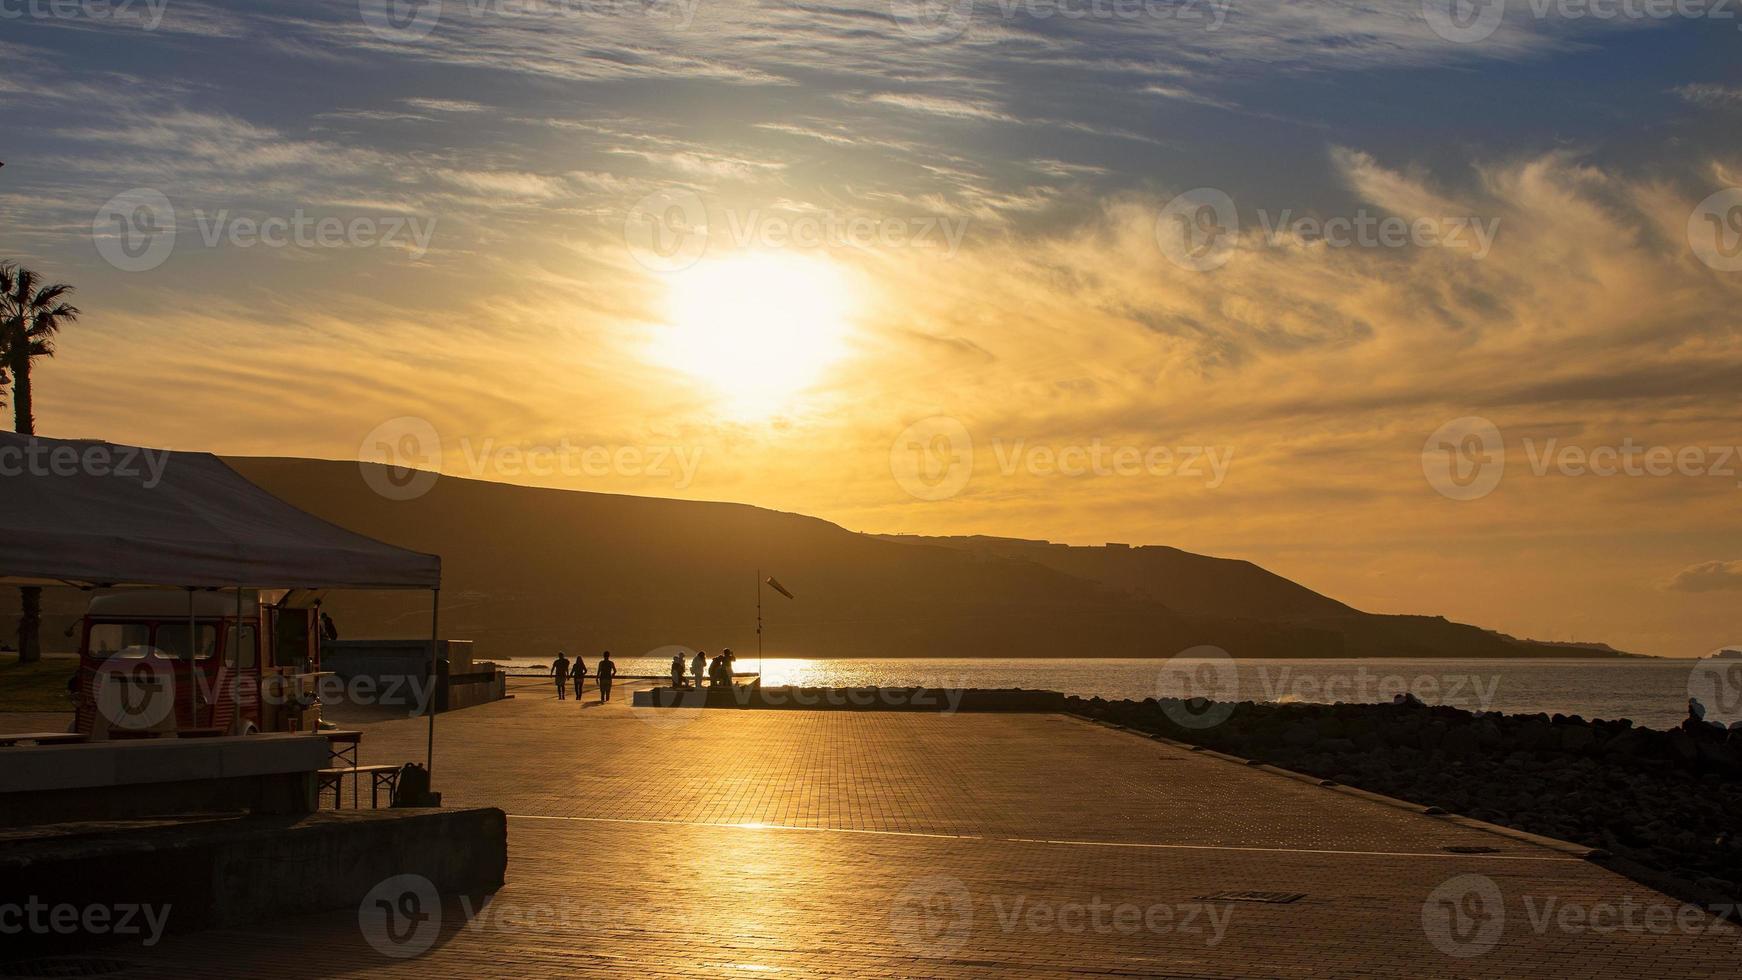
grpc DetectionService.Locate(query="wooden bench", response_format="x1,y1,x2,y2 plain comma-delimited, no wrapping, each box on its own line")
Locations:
316,764,401,810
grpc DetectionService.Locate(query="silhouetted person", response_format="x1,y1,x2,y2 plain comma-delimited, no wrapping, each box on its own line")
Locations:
551,651,570,700
597,651,617,702
320,611,339,643
723,647,737,683
573,655,588,701
1689,697,1707,724
671,653,686,689
691,650,706,690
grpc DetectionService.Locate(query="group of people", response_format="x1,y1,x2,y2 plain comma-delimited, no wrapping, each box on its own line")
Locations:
548,650,618,703
548,647,740,702
669,649,738,690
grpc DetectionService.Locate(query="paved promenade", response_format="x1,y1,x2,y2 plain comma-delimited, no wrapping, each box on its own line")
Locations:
52,688,1742,977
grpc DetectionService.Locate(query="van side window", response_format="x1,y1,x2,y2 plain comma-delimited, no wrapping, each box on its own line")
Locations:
157,624,218,660
225,624,258,668
89,623,151,658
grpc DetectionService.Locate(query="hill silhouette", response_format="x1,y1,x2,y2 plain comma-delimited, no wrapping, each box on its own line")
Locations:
191,458,1630,662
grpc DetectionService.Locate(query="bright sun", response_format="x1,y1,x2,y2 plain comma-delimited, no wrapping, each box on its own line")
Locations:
653,253,854,416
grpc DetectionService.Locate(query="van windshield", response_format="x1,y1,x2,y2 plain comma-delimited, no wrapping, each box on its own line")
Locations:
86,622,218,660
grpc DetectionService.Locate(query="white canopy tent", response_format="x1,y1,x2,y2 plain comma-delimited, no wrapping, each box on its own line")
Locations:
0,433,438,590
0,433,445,775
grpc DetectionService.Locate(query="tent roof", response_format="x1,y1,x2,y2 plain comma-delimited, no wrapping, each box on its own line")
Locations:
0,433,440,590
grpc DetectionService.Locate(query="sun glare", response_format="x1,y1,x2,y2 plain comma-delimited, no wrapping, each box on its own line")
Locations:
653,254,854,416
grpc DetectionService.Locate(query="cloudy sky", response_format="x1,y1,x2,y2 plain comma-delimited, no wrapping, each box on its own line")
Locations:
2,0,1739,655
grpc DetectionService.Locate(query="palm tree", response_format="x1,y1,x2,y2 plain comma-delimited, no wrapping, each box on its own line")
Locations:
0,263,80,664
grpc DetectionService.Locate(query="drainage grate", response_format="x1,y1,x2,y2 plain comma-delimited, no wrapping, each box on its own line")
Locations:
0,958,136,978
1195,890,1306,904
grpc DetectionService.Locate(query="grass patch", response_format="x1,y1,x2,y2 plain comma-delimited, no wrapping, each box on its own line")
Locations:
0,654,78,712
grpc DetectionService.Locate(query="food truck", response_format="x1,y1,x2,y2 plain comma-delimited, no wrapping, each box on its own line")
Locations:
72,589,328,737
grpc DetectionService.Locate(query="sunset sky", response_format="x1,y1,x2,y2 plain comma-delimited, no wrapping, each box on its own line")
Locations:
3,0,1740,656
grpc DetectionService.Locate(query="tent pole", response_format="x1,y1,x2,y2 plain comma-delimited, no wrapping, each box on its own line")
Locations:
234,586,244,735
426,587,439,777
187,587,198,728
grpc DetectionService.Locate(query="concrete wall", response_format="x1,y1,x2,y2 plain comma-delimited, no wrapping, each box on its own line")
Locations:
0,734,328,826
2,807,508,960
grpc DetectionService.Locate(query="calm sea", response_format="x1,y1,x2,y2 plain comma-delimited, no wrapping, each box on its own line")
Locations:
498,656,1729,730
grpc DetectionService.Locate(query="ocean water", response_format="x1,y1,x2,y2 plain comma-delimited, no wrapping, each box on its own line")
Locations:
497,656,1737,731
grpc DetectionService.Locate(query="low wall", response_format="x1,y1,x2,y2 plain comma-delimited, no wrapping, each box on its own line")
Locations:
633,685,1067,712
1070,695,1742,902
0,807,508,960
0,734,328,826
322,640,502,713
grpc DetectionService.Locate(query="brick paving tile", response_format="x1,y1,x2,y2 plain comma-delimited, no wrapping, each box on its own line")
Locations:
92,688,1742,977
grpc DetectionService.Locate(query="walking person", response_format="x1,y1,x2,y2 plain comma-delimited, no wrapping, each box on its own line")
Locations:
550,650,571,701
691,650,706,691
597,651,617,703
572,654,588,702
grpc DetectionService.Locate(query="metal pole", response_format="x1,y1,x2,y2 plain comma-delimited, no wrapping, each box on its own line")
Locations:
234,586,244,735
426,587,439,777
756,569,762,677
187,587,198,728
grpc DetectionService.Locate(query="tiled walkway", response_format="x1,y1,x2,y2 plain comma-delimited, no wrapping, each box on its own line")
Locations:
58,689,1742,977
